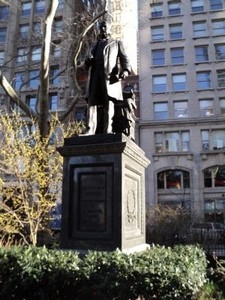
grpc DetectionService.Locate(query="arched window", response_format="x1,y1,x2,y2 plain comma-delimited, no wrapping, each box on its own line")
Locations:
157,169,190,189
204,166,225,187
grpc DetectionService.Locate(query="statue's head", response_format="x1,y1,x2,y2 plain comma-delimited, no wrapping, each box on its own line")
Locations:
99,21,110,38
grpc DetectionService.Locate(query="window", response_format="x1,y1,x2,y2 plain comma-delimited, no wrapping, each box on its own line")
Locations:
0,27,7,42
199,99,214,116
191,0,204,12
151,26,164,41
195,46,209,62
51,41,61,57
193,21,207,37
58,0,64,10
201,130,209,150
19,24,29,38
152,49,165,66
201,130,225,150
18,123,35,141
157,169,190,189
21,2,32,16
169,23,182,39
50,66,60,85
217,70,225,87
16,48,27,63
152,75,167,93
197,71,211,89
75,107,86,122
11,102,21,113
220,98,225,115
212,131,225,149
204,166,225,188
13,72,26,90
155,131,190,153
215,44,225,60
181,131,190,152
32,22,41,36
26,96,37,112
35,0,45,14
171,47,184,64
212,19,225,36
31,46,41,61
151,3,163,18
172,73,187,91
0,50,4,66
82,0,97,11
154,102,168,120
0,6,9,20
53,17,63,33
174,101,188,118
114,13,121,23
168,1,181,16
210,0,225,10
28,70,40,88
49,93,58,111
155,132,163,152
204,202,225,222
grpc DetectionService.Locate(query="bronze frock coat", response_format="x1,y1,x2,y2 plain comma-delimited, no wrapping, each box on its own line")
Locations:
86,38,131,106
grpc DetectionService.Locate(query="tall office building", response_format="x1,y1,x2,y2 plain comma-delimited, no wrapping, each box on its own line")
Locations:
0,1,80,216
0,0,138,121
110,0,138,74
0,0,82,117
138,0,225,222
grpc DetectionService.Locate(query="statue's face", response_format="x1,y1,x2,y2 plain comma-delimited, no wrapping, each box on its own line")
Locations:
99,22,110,38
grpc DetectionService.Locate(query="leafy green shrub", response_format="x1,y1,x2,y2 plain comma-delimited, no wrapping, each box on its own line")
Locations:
0,246,24,298
79,250,139,300
0,245,207,300
0,246,81,300
197,282,225,300
131,245,207,300
210,259,225,298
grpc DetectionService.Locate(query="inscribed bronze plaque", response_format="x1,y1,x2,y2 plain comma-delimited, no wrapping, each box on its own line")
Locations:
70,164,113,240
78,173,106,232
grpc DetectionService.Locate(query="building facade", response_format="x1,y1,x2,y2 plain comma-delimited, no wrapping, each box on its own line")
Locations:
0,0,138,122
0,0,79,115
138,0,225,222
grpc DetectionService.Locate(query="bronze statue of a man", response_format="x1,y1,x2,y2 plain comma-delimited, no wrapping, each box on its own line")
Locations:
84,21,131,135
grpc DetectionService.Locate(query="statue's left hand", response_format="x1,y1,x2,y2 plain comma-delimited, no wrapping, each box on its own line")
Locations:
119,70,129,80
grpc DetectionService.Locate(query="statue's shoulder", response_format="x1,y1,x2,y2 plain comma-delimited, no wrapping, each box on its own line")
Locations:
107,39,123,50
107,38,116,44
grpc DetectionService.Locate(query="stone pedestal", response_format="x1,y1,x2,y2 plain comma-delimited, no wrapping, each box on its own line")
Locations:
57,133,150,252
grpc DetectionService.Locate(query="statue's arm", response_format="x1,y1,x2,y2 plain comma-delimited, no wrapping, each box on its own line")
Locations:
85,55,94,70
117,41,131,74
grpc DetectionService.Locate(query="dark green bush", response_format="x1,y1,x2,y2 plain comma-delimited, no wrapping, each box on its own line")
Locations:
0,246,81,300
0,245,207,300
209,258,225,297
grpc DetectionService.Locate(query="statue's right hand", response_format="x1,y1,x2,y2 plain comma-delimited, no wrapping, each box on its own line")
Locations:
85,56,94,66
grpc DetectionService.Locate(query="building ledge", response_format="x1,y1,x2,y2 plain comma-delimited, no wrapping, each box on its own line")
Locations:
191,12,207,16
138,116,225,128
158,188,191,196
153,152,193,161
201,150,225,160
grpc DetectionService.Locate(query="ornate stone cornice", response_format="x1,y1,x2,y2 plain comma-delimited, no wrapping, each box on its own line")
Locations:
57,133,150,168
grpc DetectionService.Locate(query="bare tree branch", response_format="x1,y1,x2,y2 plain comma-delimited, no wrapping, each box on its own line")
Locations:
39,0,59,138
0,71,38,118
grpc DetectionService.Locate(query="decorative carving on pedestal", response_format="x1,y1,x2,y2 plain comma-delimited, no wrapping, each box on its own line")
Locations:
126,189,136,223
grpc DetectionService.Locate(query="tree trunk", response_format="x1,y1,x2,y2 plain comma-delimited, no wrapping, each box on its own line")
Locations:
39,0,59,138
